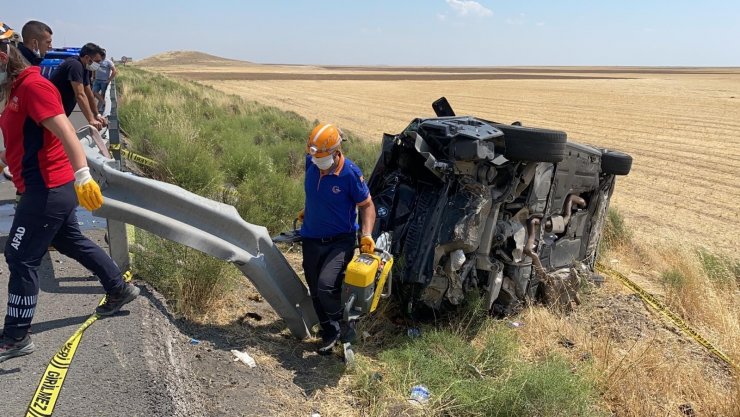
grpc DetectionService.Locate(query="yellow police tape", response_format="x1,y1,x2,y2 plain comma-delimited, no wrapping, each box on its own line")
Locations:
108,143,158,167
25,270,134,417
598,265,739,373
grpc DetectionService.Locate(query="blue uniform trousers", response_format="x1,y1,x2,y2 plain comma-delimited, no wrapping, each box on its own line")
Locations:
3,182,125,339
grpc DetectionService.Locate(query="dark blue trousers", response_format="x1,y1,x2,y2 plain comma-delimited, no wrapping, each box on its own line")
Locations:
302,234,355,341
3,182,125,339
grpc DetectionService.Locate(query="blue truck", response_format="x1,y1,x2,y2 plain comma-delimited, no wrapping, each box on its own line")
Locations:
39,47,80,79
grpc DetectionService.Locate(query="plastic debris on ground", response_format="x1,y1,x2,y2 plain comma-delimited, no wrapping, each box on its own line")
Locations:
408,384,430,405
507,321,525,328
230,349,257,368
189,338,200,345
407,327,422,338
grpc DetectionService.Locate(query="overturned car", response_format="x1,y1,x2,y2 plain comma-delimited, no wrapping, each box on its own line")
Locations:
367,98,632,315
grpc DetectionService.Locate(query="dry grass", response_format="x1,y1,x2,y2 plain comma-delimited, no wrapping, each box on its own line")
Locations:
516,279,739,417
140,56,740,257
130,56,740,415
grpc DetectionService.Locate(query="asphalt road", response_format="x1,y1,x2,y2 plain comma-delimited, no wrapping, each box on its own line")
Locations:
0,109,204,417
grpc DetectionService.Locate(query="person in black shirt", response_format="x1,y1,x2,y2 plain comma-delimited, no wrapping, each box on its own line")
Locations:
50,43,106,130
17,21,53,66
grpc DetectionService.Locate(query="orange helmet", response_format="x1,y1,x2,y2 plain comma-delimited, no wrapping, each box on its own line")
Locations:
0,22,14,43
306,123,343,158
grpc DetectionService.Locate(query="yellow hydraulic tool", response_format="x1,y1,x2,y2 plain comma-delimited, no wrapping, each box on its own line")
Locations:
342,250,394,322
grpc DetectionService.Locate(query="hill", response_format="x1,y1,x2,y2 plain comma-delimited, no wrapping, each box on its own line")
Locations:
136,50,253,68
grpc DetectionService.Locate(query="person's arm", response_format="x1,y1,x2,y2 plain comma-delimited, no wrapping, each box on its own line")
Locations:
40,114,104,210
40,114,87,171
358,198,376,237
84,84,98,117
109,63,117,80
71,81,102,129
358,198,376,254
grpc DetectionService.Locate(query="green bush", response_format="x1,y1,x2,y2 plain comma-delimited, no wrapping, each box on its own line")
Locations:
354,319,601,417
116,67,380,318
600,207,632,254
131,230,238,317
661,268,687,290
117,67,379,233
697,249,740,288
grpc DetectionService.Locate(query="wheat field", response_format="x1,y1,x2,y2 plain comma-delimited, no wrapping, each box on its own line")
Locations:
139,52,740,256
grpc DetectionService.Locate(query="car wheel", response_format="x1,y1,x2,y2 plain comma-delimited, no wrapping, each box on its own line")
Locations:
495,124,568,163
600,149,632,175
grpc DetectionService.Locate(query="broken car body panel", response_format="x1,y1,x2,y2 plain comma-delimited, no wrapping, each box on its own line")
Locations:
367,100,632,314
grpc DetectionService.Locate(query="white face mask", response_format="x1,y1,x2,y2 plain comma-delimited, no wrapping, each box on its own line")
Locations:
311,155,334,170
87,61,101,71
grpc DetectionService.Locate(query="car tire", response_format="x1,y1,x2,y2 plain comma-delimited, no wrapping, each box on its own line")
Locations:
600,149,632,175
495,124,568,163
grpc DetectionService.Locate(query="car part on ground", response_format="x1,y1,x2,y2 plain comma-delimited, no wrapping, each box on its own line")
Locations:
367,97,632,316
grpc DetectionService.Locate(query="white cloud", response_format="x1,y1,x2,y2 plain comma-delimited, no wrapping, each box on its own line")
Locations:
536,22,545,27
437,13,448,22
505,13,526,25
446,0,493,17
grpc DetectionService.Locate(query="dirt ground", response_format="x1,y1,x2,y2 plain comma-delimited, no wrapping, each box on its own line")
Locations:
138,52,740,257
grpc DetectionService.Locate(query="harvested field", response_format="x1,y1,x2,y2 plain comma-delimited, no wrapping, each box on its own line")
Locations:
138,52,740,255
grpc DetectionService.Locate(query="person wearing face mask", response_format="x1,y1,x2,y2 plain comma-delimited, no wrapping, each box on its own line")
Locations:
49,42,107,130
0,23,139,363
92,49,116,115
16,20,53,66
299,123,376,355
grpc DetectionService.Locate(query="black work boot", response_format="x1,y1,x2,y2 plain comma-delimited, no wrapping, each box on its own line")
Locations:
0,333,35,363
96,283,140,316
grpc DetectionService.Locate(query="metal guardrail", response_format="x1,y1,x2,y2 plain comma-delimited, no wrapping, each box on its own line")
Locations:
76,83,317,338
103,80,130,274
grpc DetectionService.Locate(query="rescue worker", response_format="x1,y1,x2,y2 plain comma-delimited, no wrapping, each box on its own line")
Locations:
300,123,376,355
0,23,139,363
17,20,53,66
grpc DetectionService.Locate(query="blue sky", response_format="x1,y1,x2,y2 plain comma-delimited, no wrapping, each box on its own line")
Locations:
6,0,740,66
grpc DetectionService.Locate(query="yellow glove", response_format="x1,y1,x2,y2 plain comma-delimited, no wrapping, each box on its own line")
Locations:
74,167,104,211
360,234,375,254
297,208,305,222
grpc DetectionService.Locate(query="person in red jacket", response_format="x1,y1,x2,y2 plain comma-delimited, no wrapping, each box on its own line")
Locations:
0,22,139,363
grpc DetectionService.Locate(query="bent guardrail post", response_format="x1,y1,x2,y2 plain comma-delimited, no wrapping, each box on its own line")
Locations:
77,132,317,338
103,80,131,272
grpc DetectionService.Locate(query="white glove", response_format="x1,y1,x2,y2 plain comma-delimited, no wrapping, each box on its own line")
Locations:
74,167,92,186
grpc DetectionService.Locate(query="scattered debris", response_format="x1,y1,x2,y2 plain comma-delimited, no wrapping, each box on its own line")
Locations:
230,349,257,368
189,338,201,345
559,337,575,349
407,327,422,338
507,321,525,328
408,384,430,405
342,343,356,368
362,331,372,340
